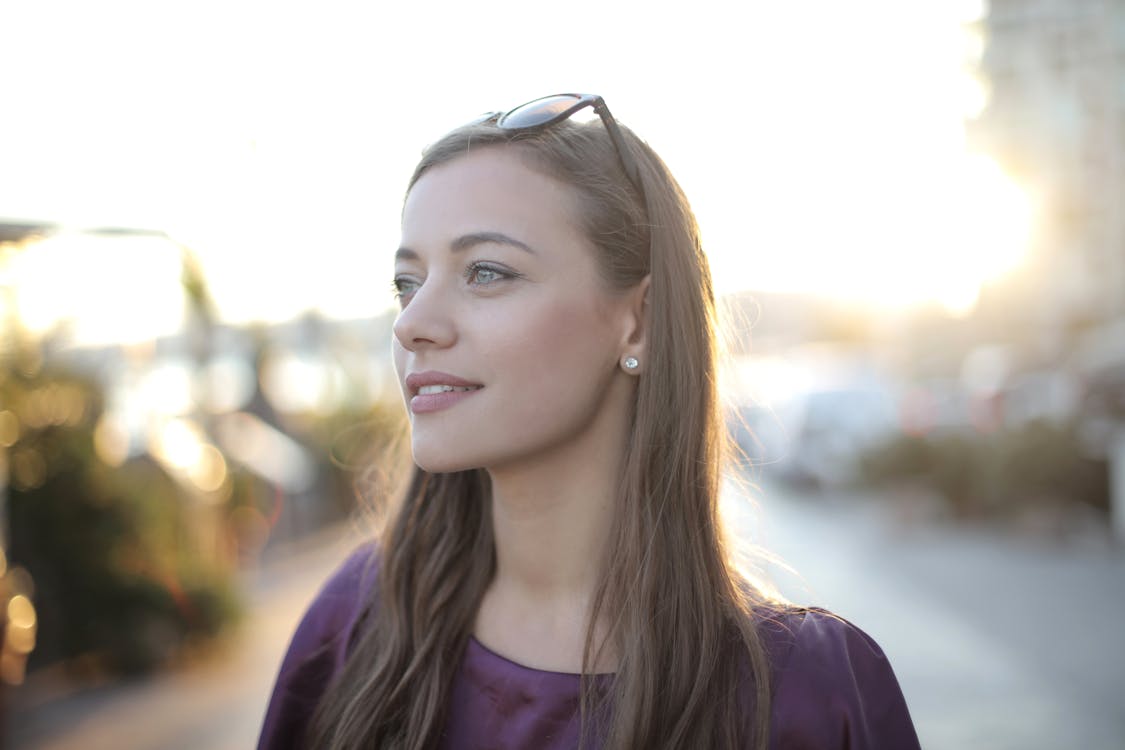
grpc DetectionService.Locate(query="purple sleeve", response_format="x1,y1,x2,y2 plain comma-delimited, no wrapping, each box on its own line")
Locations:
256,542,379,750
769,609,920,750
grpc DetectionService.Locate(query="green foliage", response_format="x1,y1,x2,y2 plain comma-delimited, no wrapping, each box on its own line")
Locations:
859,420,1109,519
5,368,242,675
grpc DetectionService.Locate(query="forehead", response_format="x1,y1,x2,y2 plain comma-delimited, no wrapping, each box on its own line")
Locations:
401,147,585,248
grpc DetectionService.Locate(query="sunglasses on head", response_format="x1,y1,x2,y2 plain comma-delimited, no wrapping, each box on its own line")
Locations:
474,93,646,201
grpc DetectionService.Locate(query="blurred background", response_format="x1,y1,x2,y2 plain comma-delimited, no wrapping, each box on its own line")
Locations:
2,0,1123,748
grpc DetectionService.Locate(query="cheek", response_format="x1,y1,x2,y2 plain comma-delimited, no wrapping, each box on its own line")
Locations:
492,297,618,389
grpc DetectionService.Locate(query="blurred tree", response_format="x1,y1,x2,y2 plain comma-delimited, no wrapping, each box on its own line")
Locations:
859,420,1109,524
5,363,240,675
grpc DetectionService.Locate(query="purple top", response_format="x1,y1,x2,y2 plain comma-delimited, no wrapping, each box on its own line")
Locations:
258,544,920,749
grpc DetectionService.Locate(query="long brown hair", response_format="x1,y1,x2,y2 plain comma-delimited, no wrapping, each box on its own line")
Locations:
310,115,777,749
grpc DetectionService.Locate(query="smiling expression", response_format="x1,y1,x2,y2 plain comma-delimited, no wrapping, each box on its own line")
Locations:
392,146,639,475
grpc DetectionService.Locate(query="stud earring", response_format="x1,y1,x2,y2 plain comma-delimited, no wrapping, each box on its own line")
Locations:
623,356,639,371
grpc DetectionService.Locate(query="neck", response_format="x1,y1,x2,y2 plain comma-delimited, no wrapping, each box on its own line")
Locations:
473,379,633,672
488,442,620,600
484,374,634,601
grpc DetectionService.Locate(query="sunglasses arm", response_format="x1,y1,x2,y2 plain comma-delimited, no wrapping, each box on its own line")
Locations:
591,100,647,202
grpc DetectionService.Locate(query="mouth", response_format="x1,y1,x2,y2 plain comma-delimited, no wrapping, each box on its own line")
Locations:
406,371,485,398
408,384,484,415
416,384,482,396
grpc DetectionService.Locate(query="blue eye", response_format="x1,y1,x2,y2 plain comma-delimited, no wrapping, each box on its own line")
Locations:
391,276,420,301
466,262,515,286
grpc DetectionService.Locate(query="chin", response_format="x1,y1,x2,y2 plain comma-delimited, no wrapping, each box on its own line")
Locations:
411,445,482,475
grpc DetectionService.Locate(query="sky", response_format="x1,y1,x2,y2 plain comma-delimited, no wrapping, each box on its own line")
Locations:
1,0,1024,343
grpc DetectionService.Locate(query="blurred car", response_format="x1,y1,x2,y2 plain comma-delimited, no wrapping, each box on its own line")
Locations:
728,402,790,470
769,385,900,489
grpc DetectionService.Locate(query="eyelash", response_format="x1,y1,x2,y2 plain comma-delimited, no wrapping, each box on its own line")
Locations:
390,277,417,300
465,261,517,286
390,262,519,301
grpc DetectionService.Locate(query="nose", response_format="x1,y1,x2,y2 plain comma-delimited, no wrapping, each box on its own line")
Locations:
392,278,457,352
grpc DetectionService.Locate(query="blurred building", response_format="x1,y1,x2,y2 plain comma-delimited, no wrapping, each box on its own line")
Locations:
969,0,1125,338
968,1,1125,536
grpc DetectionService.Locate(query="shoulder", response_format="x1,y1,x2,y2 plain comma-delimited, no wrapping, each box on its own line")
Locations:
308,540,382,628
282,540,381,659
257,540,380,750
756,607,921,750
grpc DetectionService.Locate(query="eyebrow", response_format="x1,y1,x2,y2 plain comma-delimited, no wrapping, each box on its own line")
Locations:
395,231,536,262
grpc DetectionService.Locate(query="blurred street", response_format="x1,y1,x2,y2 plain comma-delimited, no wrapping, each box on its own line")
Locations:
730,479,1125,750
9,482,1125,750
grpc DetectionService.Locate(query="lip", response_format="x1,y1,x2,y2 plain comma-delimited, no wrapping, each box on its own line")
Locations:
405,370,483,397
405,370,484,414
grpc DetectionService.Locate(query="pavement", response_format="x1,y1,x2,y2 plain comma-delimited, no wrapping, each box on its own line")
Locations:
8,482,1125,749
725,477,1125,750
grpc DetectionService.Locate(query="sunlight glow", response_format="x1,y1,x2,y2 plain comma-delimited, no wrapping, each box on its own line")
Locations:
958,155,1034,279
1,1,1024,335
938,155,1034,314
10,232,185,345
702,147,1034,315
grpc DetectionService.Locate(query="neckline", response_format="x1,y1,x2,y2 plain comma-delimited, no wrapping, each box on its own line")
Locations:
467,634,615,678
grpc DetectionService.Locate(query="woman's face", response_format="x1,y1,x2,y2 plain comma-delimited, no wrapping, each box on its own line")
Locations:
392,146,640,474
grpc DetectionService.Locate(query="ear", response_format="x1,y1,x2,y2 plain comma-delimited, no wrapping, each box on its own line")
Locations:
618,274,650,370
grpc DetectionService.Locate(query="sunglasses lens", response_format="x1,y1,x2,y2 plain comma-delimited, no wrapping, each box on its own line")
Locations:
498,94,584,130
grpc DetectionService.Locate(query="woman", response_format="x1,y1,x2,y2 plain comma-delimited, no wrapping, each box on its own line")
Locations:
258,94,920,749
